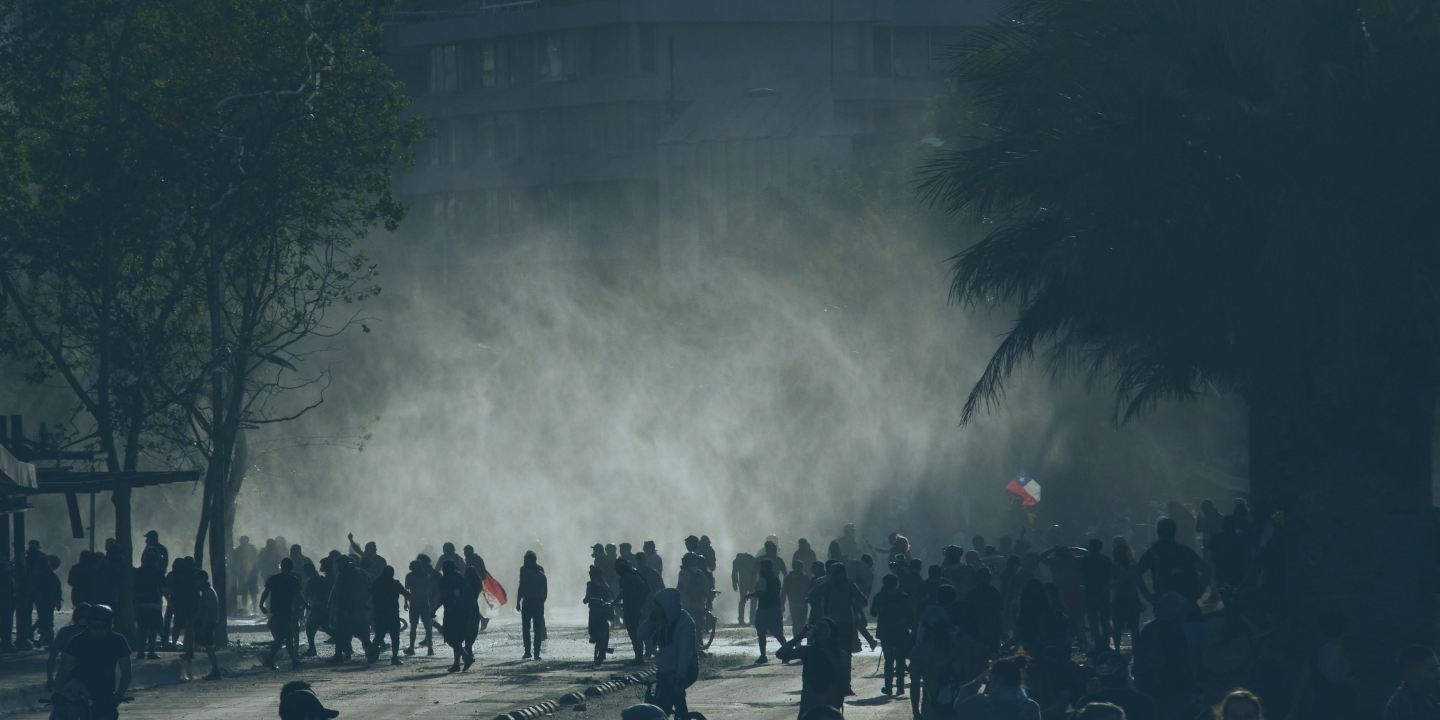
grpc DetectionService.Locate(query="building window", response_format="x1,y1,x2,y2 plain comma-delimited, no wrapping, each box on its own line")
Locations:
638,25,657,73
495,114,520,161
430,45,459,93
509,36,535,86
479,41,498,88
872,29,893,75
538,34,564,81
476,116,495,161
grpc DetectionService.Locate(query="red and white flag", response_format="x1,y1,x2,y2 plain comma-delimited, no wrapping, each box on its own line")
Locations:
1006,473,1042,506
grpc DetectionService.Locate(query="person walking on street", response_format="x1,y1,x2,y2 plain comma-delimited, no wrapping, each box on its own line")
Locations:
640,589,697,720
517,551,548,660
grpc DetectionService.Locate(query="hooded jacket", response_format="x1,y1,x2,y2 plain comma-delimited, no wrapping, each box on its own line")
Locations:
639,588,696,686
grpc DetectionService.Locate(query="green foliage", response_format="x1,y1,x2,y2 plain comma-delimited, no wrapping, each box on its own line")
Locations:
922,0,1440,421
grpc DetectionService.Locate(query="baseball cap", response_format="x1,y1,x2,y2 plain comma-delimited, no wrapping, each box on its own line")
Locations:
279,689,339,719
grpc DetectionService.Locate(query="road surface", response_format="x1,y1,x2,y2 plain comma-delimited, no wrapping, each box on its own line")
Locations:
12,608,915,720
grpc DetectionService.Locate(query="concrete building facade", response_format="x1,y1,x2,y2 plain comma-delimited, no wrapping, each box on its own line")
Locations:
388,0,991,273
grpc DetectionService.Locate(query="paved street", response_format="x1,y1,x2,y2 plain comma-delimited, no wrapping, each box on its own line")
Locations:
7,608,915,720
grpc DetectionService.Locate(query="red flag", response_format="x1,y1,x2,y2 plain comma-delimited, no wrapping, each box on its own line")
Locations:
482,574,508,607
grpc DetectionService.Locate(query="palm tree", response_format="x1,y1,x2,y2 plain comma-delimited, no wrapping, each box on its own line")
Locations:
924,0,1440,706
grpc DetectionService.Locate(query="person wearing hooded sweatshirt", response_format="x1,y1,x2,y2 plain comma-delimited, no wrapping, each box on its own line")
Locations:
439,560,475,671
776,617,849,719
1134,592,1197,720
640,588,697,720
952,654,1042,720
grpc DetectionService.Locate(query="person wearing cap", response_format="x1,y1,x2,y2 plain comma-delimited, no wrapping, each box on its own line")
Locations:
52,604,131,720
143,531,170,571
279,687,340,720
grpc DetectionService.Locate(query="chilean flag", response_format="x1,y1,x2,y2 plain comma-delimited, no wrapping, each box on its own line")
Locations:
482,574,508,608
1006,473,1042,506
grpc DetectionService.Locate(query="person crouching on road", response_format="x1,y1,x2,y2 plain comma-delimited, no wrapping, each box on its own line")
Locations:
640,588,698,720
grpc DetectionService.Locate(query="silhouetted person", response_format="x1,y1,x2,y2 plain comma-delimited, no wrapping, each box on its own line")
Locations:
302,562,331,657
783,560,812,636
517,551,548,659
808,562,867,694
732,551,758,623
370,565,410,666
439,543,463,575
463,546,491,631
31,555,62,648
1110,540,1143,650
969,567,1004,656
793,539,817,570
438,560,473,671
261,557,304,670
618,543,635,567
827,540,848,566
759,540,788,578
913,584,959,718
643,541,663,578
194,571,222,679
584,566,614,666
132,550,165,659
677,553,710,652
1209,515,1250,598
347,533,386,572
870,573,914,695
776,618,849,719
51,604,131,720
1136,518,1209,610
835,524,860,560
46,604,88,691
697,536,717,572
615,558,650,664
326,555,373,663
461,566,484,665
744,558,787,663
168,557,199,653
1286,609,1355,720
1081,537,1114,652
1386,646,1440,720
953,654,1042,720
640,589,697,720
230,536,258,615
1134,593,1197,720
93,539,127,616
405,558,436,656
142,531,169,573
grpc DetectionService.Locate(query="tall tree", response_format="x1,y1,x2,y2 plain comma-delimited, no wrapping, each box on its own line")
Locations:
924,0,1440,707
153,0,419,638
0,0,215,636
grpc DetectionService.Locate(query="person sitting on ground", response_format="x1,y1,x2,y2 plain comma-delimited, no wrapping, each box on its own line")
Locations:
1386,646,1440,720
1213,689,1264,720
776,618,850,719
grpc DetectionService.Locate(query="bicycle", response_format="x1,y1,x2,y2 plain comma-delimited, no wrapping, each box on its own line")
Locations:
699,591,721,651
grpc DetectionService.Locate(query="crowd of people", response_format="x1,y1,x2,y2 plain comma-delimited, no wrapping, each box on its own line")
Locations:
15,501,1440,720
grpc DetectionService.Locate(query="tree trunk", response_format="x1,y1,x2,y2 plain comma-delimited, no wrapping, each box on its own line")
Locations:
194,473,214,564
1249,373,1438,713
